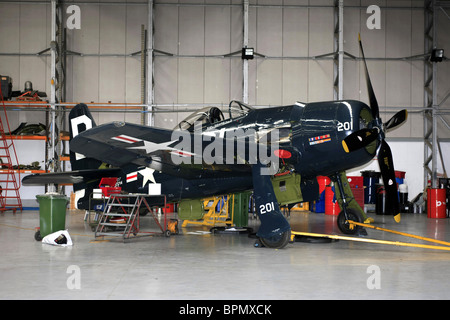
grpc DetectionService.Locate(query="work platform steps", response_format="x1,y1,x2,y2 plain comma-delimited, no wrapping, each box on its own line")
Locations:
95,194,140,239
94,193,168,240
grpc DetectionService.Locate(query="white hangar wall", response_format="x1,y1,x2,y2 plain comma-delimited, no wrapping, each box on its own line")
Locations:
1,1,448,132
0,0,449,201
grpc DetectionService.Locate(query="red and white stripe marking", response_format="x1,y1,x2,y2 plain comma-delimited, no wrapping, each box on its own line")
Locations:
170,150,195,158
126,172,138,183
112,135,142,144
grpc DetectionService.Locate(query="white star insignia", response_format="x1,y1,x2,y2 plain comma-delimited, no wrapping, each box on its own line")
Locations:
128,140,176,154
138,168,156,187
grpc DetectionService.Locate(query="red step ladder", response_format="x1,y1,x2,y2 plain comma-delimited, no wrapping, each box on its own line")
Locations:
0,81,22,213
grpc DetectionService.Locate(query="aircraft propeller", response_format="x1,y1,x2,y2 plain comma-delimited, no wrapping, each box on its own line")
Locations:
342,34,408,223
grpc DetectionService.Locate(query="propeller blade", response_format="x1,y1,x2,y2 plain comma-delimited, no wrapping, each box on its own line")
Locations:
377,139,400,223
342,128,378,153
385,109,408,131
358,34,379,119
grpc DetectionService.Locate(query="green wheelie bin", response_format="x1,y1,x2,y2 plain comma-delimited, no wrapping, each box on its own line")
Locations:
229,191,252,227
34,193,69,241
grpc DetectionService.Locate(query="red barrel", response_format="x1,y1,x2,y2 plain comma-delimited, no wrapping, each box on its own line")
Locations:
162,203,175,214
325,186,340,215
317,176,330,194
427,188,447,219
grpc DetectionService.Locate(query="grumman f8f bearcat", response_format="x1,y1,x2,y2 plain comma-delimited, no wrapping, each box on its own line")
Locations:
23,37,407,249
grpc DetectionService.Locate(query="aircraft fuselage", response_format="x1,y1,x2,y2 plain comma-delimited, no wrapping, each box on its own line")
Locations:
94,99,377,206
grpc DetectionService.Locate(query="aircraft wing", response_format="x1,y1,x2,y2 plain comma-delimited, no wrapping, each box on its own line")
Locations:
22,168,121,185
70,122,253,179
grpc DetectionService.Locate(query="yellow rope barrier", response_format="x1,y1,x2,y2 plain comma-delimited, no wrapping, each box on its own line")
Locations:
291,231,450,251
291,220,450,252
348,220,450,247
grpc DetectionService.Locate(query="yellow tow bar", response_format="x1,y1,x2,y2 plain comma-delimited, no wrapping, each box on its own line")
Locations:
291,220,450,252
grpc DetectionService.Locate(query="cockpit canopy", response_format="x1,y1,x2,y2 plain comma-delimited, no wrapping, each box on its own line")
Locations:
174,100,254,131
228,100,253,119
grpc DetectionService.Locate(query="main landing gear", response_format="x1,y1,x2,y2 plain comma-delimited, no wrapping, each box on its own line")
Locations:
251,169,366,248
251,163,291,249
332,171,367,236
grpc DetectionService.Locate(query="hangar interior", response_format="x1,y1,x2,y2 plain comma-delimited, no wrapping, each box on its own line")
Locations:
1,0,450,301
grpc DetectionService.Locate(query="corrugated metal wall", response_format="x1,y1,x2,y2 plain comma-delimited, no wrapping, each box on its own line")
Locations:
1,1,448,136
0,1,448,131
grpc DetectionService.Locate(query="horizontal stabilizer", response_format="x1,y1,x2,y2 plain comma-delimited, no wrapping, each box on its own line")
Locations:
22,168,121,186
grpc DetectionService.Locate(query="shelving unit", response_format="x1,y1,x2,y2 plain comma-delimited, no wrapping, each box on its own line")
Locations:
2,101,142,177
1,134,69,174
9,135,69,141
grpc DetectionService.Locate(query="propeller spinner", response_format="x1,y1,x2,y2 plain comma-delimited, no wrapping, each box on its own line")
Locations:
342,34,408,223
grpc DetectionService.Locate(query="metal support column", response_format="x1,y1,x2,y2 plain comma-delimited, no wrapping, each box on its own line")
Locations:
48,0,65,192
243,0,249,104
333,0,344,101
141,24,146,125
424,0,438,188
147,0,154,126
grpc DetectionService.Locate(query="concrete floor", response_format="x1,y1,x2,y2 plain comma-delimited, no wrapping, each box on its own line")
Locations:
1,208,450,300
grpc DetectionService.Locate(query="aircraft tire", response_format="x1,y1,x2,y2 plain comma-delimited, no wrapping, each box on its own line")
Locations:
259,230,291,249
139,207,148,216
34,230,42,241
337,208,363,235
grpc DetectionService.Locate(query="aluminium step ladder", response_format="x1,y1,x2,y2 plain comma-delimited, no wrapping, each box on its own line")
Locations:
94,193,168,240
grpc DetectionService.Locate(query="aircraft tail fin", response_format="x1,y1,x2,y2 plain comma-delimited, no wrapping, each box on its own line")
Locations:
69,103,103,171
21,103,117,210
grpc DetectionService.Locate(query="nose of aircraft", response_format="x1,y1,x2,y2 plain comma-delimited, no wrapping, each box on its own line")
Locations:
342,103,378,155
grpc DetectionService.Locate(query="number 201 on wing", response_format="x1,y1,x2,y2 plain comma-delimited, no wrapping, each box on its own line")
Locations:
259,202,275,214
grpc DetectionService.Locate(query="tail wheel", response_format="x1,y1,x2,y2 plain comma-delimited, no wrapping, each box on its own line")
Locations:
139,207,148,216
337,208,363,235
259,230,291,249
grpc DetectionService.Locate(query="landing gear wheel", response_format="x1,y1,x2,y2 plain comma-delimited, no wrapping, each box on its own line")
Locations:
139,207,148,216
337,208,363,235
34,230,42,241
259,230,291,249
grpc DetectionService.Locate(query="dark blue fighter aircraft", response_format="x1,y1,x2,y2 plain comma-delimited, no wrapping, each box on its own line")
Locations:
23,37,407,248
